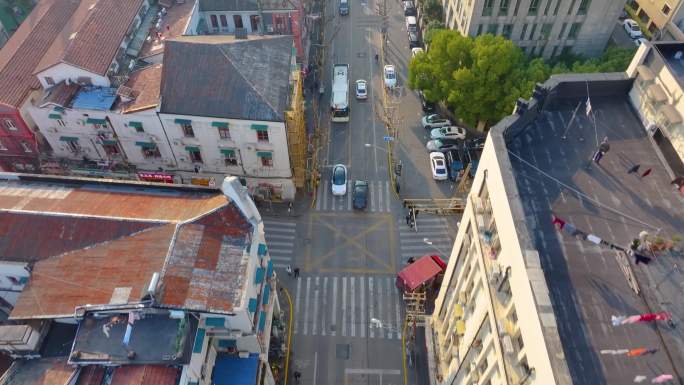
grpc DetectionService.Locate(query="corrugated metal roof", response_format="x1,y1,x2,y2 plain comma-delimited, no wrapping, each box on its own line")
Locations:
0,358,76,385
160,35,293,121
110,365,180,385
75,366,105,385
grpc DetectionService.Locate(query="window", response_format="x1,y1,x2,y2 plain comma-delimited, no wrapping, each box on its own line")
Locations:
578,0,590,13
20,141,32,153
551,45,558,57
562,45,572,55
220,14,228,27
210,14,218,28
541,23,552,39
559,22,567,38
256,129,269,142
250,15,260,31
568,22,582,38
567,0,576,14
528,0,540,14
258,152,273,167
141,144,161,158
483,0,494,15
516,334,525,350
544,0,552,14
181,123,195,137
57,119,66,127
45,77,55,86
103,143,119,156
218,127,230,139
188,147,203,163
553,0,561,14
662,3,671,14
0,139,6,151
499,0,510,14
233,15,244,29
477,24,484,35
487,23,498,34
529,23,537,39
66,141,80,153
223,150,238,166
3,119,17,131
502,24,513,38
513,0,521,15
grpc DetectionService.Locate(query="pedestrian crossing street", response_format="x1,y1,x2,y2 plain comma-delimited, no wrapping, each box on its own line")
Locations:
293,275,404,340
398,216,455,264
314,179,392,212
263,219,297,269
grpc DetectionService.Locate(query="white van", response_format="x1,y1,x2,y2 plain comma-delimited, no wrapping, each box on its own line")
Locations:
405,16,417,32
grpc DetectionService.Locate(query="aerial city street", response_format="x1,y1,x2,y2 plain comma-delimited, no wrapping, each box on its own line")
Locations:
0,0,682,385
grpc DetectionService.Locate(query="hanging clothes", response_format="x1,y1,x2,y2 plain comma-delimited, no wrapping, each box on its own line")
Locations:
552,214,566,229
651,374,674,383
587,234,601,244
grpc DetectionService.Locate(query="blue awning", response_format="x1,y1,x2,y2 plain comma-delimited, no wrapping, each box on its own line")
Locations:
86,118,107,125
258,243,267,256
48,113,62,119
251,124,268,131
59,136,78,142
450,161,464,172
266,260,273,278
135,141,156,149
193,328,205,354
262,283,271,305
205,317,225,328
212,353,259,385
258,311,267,332
175,118,192,125
248,298,257,313
218,339,237,348
255,267,264,284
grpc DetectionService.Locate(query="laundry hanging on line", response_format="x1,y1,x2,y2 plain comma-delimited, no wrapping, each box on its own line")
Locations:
551,213,624,251
611,312,672,326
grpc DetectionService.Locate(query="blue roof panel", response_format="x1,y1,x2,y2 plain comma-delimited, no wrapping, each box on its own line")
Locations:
213,353,260,385
72,87,117,111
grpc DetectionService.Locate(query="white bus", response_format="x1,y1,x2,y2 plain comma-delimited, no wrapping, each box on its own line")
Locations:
331,64,349,122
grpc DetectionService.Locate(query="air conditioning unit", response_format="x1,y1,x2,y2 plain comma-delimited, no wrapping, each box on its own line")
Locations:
502,334,514,354
238,351,249,358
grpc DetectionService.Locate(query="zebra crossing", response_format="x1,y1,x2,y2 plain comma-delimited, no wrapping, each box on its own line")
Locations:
314,179,392,212
293,275,404,340
398,216,455,264
263,219,297,269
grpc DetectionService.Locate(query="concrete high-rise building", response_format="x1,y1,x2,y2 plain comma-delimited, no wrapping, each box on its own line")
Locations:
441,0,626,57
627,0,684,40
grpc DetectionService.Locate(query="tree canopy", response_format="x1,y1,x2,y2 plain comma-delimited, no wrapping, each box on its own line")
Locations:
408,29,636,128
420,0,443,22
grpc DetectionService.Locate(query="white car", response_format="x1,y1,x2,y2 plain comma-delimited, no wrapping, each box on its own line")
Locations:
383,65,397,88
430,126,467,140
623,19,643,39
355,79,368,99
634,37,648,46
421,114,451,129
430,152,448,181
331,164,348,196
411,47,424,58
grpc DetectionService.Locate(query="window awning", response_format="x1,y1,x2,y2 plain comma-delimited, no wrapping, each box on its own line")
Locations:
647,84,667,102
185,146,200,152
129,121,143,129
258,311,267,332
262,283,271,305
220,148,235,156
48,113,62,120
86,118,106,125
212,121,229,128
660,104,682,124
193,328,205,353
455,319,466,335
135,141,156,149
258,243,268,256
256,151,272,158
218,339,236,348
637,65,656,82
101,139,117,145
53,106,65,112
255,267,265,284
251,124,268,131
205,317,225,328
174,118,192,125
59,136,78,142
266,260,273,278
248,298,257,313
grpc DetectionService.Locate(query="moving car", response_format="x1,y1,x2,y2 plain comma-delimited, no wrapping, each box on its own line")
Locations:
430,126,467,140
430,152,448,180
408,32,421,48
384,65,397,88
411,47,424,57
426,138,461,152
403,0,416,16
421,114,451,129
352,180,369,209
339,0,349,15
355,79,368,99
623,19,643,39
331,164,347,196
418,90,435,113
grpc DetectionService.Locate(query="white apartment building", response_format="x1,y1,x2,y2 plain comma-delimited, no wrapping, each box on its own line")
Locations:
442,0,625,57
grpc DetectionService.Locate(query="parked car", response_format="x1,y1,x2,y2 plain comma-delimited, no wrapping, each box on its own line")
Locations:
339,0,349,15
352,180,369,209
430,126,467,140
421,114,451,129
430,152,448,180
418,91,435,113
408,32,421,48
634,37,648,46
331,164,347,196
405,16,418,32
466,136,485,150
403,0,416,15
426,138,461,152
411,47,424,57
384,65,397,88
623,19,643,39
355,79,368,99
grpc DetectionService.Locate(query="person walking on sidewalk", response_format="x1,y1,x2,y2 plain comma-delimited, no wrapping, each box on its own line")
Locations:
641,168,653,179
286,265,292,277
294,267,300,278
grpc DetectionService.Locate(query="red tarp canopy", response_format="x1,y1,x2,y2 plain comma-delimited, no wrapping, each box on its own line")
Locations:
396,255,446,292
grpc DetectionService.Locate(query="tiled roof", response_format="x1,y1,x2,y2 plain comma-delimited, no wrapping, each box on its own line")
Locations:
35,0,145,76
119,64,163,113
110,365,180,385
0,358,76,385
0,0,80,107
160,35,293,121
160,204,252,313
41,81,80,107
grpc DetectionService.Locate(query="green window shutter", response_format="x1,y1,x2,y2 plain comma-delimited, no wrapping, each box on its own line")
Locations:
205,317,225,328
255,267,265,284
59,136,78,142
135,141,156,149
258,243,267,256
129,121,143,129
212,121,229,128
266,260,273,278
248,298,257,313
48,113,62,120
220,148,235,156
251,124,268,131
85,118,106,125
175,118,192,125
185,146,200,152
53,106,65,112
192,328,205,353
218,339,237,348
101,139,117,145
256,151,272,158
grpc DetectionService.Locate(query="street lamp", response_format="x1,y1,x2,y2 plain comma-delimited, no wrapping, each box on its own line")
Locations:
423,238,448,257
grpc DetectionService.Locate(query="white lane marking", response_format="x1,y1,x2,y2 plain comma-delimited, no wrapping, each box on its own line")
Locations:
265,241,293,247
312,276,320,335
322,184,329,211
322,276,328,336
270,256,293,261
266,233,296,240
378,182,384,215
360,276,366,338
316,182,324,210
342,277,348,337
273,263,290,268
264,221,297,227
370,182,377,212
385,181,391,212
394,279,402,339
378,274,384,338
350,276,356,337
347,182,352,210
303,277,311,335
331,276,338,336
295,276,302,334
369,277,375,338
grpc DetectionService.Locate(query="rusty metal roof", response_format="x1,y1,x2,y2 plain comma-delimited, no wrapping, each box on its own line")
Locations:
119,64,163,113
0,358,76,385
75,366,104,385
110,365,180,385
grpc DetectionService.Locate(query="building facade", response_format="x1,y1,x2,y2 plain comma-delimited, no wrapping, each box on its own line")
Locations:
627,0,684,40
442,0,625,58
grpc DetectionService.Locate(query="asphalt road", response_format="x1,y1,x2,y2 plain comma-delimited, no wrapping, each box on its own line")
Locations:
265,0,460,383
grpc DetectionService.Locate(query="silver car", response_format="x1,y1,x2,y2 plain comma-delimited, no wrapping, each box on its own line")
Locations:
421,114,451,129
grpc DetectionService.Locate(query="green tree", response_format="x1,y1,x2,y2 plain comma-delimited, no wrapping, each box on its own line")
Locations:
423,22,445,45
420,0,443,22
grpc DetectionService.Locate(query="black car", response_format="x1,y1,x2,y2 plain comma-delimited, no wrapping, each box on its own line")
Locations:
403,0,416,15
352,180,369,210
408,32,421,48
418,91,436,113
